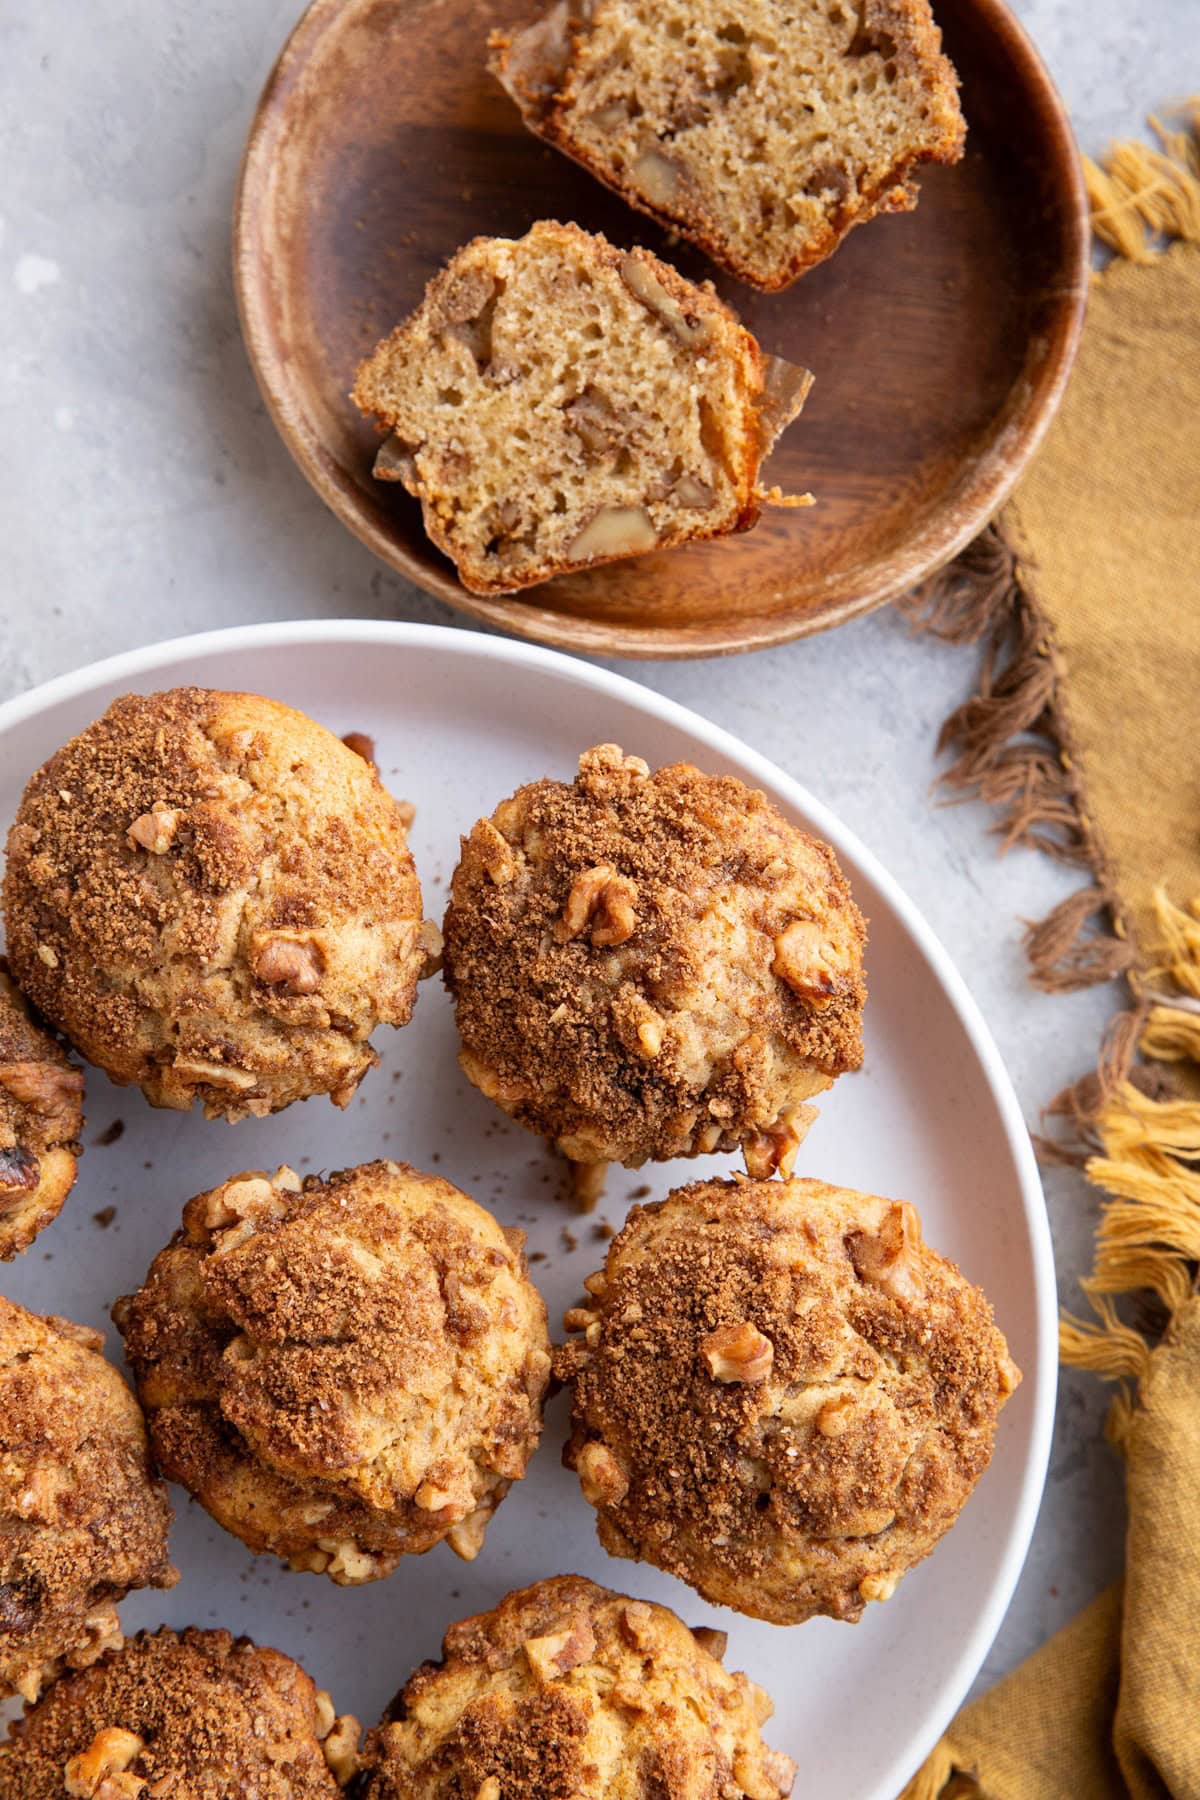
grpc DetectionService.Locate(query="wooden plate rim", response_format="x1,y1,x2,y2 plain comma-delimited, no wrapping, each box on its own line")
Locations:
233,0,1090,660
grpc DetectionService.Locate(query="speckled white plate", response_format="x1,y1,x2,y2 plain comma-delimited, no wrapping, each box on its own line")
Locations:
0,623,1055,1799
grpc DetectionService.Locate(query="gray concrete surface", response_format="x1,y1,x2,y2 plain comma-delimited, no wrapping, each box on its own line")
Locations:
0,0,1189,1699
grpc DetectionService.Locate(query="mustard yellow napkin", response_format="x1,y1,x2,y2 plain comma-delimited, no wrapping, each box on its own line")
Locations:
900,106,1200,1799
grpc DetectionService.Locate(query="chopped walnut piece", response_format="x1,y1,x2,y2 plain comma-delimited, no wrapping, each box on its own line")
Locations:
736,1746,795,1800
816,1393,856,1438
201,1168,300,1233
474,817,517,885
575,1439,629,1506
0,1143,41,1195
418,918,444,976
251,933,325,995
126,806,181,855
556,864,638,948
446,1506,491,1562
619,1600,654,1648
772,916,857,1005
619,253,710,349
692,1626,728,1661
701,1321,774,1384
170,1056,257,1092
578,743,650,785
373,436,417,483
0,1058,84,1130
65,1728,146,1798
632,146,687,206
846,1201,926,1303
564,385,623,455
859,1570,900,1603
525,1615,597,1683
568,506,658,562
675,472,715,508
475,1782,501,1800
742,1103,818,1179
414,1474,474,1516
323,1713,361,1785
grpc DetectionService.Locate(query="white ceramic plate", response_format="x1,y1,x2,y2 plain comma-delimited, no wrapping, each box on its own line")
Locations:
0,623,1054,1799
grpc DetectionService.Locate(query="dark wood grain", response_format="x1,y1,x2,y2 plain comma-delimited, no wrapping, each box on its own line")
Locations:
234,0,1088,658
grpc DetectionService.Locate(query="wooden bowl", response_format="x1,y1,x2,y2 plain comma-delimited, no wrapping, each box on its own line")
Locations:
234,0,1088,659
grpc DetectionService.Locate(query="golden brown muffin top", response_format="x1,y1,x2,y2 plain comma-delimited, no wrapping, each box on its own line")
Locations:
3,688,432,1119
556,1178,1020,1623
0,965,83,1259
116,1161,551,1582
444,744,865,1170
0,1299,176,1704
357,1574,795,1799
0,1627,353,1798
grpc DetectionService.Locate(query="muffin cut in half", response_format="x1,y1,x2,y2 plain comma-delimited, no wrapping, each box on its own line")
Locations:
491,0,965,290
115,1160,551,1582
556,1177,1020,1624
355,1574,795,1799
353,220,812,594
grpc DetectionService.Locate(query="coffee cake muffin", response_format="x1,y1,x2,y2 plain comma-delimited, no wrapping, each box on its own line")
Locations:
556,1177,1020,1623
443,744,865,1203
0,964,83,1259
356,1574,795,1799
491,0,964,289
0,1627,358,1797
353,220,812,595
0,1299,176,1704
3,688,437,1121
115,1160,551,1582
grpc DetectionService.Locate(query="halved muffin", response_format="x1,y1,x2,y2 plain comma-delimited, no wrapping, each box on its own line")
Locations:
491,0,965,289
353,220,811,593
